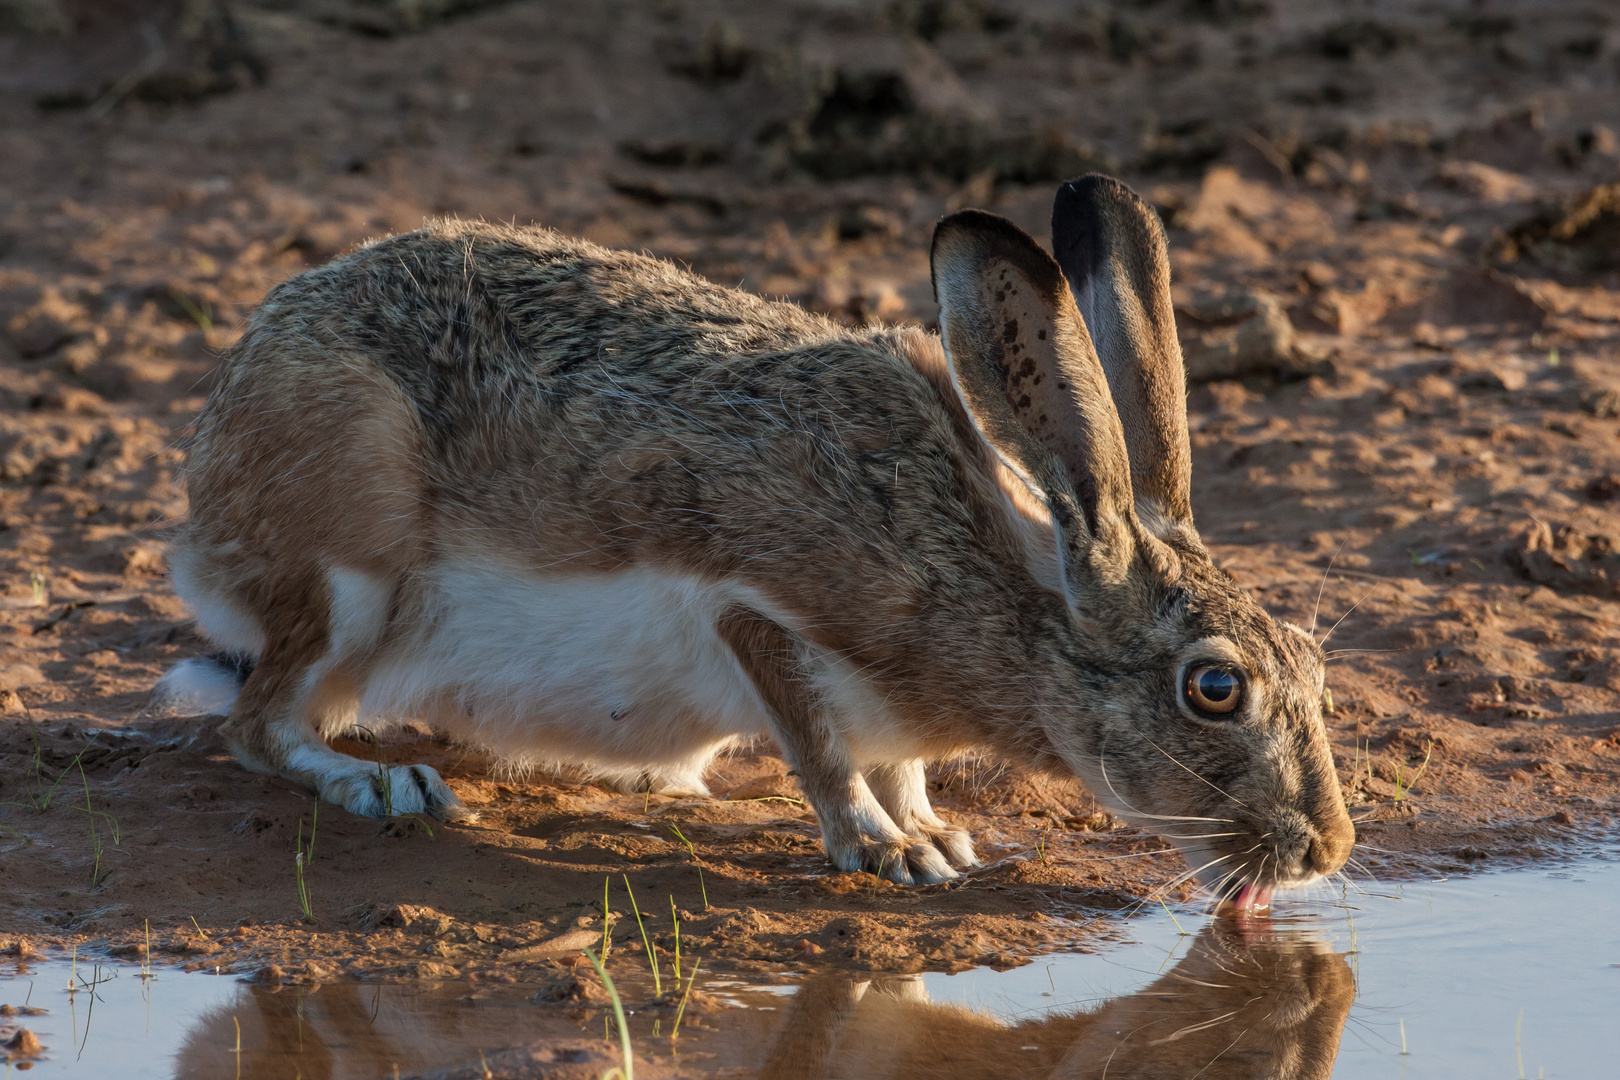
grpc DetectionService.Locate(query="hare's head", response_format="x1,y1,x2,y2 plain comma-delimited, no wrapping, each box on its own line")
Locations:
930,176,1354,908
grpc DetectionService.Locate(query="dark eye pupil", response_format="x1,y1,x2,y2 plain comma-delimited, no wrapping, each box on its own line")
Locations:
1197,669,1236,701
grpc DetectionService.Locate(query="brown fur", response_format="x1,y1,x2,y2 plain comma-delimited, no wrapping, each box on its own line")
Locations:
167,175,1354,891
754,926,1355,1080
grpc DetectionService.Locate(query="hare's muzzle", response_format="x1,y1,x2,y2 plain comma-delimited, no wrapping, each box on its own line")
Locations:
1307,800,1356,877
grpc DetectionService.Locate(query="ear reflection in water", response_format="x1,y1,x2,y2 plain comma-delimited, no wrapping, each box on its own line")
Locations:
756,923,1355,1080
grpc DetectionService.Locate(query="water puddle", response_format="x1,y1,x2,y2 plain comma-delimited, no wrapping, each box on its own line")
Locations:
3,854,1617,1078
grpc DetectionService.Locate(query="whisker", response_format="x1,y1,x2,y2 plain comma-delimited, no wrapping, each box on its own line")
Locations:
1162,1010,1241,1042
1195,843,1264,911
1082,848,1189,863
1098,736,1235,823
1146,852,1236,902
1202,866,1246,913
1189,1028,1250,1079
1310,537,1348,638
1139,733,1251,810
1319,584,1383,648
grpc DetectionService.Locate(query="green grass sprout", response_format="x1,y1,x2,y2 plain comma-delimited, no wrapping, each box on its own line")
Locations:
622,874,661,996
168,287,213,333
869,853,888,901
77,756,111,887
667,824,708,908
1159,898,1187,936
1392,740,1435,802
295,801,318,923
670,956,701,1040
669,895,681,983
365,728,396,816
582,947,633,1080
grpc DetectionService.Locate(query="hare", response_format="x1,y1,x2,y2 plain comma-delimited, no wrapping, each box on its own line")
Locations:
157,175,1354,899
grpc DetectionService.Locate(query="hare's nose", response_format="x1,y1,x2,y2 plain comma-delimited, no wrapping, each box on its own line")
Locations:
1308,806,1356,875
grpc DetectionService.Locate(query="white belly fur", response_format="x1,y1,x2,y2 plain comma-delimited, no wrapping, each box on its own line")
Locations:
358,561,777,790
167,553,933,793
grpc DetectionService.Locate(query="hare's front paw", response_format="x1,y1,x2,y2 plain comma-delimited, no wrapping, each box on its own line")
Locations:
320,762,477,823
828,834,959,885
916,822,979,869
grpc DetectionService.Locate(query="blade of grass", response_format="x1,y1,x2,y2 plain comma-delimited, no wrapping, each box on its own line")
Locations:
621,874,661,997
1396,740,1435,802
670,956,701,1040
667,824,708,908
294,802,318,923
1158,898,1187,936
669,896,680,983
582,947,633,1080
78,758,103,887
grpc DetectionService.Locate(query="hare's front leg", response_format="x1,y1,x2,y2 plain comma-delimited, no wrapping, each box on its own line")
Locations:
863,760,979,869
716,608,957,885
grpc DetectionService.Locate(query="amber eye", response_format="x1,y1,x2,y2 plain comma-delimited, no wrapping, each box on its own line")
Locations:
1185,665,1244,716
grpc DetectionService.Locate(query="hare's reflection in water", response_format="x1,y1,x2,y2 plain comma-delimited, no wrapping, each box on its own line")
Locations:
169,924,1352,1079
757,925,1354,1080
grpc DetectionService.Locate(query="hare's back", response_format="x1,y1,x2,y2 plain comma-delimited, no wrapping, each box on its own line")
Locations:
200,219,997,591
259,220,841,395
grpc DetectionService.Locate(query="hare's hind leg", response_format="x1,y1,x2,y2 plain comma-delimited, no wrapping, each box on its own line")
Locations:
217,568,472,822
716,607,956,886
863,761,979,869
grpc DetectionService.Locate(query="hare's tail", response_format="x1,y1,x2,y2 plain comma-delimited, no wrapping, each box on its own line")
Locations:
152,651,257,716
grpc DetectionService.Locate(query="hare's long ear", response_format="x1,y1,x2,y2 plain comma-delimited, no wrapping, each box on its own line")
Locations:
1052,175,1192,533
930,210,1137,581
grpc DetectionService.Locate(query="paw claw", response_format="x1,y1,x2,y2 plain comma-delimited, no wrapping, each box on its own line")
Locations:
321,762,469,822
927,826,979,869
833,837,959,886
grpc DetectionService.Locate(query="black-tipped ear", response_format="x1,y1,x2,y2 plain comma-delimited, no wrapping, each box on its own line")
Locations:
930,209,1137,569
1052,175,1193,531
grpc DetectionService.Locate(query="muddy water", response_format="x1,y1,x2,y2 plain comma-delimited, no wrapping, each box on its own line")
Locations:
3,855,1617,1079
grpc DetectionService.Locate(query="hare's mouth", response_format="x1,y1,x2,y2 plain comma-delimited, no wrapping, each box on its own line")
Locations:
1213,865,1326,913
1226,881,1275,912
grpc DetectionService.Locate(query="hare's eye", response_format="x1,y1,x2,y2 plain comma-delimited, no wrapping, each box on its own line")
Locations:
1185,665,1243,716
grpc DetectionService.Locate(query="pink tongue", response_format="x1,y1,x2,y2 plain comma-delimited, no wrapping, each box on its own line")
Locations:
1232,883,1275,911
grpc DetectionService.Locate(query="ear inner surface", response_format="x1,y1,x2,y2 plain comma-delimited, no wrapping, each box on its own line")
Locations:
1052,174,1193,529
931,209,1136,551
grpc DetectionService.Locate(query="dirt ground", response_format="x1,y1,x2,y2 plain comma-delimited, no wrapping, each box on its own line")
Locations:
3,0,1620,991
